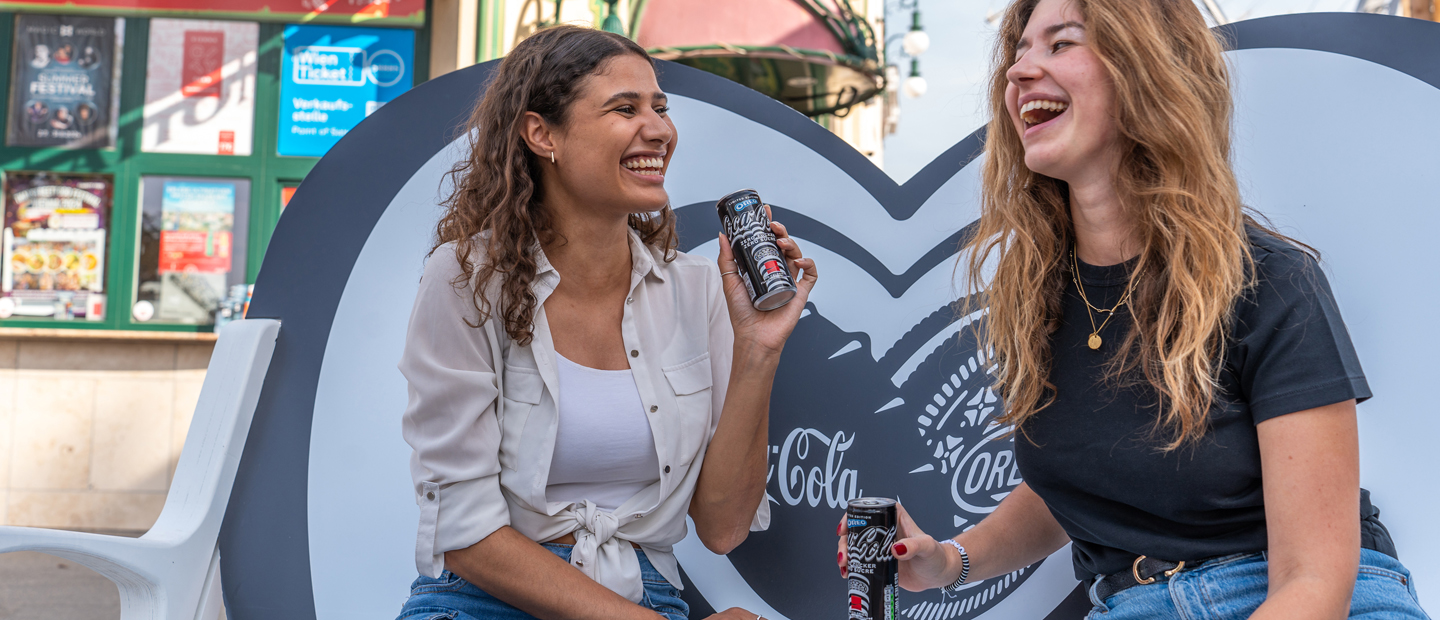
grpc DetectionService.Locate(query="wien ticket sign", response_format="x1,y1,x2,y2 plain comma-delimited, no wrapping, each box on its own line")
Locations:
277,25,414,157
0,0,423,26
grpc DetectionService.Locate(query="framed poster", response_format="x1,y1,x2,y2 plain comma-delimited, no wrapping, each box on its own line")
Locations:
280,183,297,209
142,19,259,156
277,25,414,157
136,176,250,324
0,171,111,320
6,15,123,149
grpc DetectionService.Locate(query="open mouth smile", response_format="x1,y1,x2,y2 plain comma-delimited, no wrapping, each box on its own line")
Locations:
1020,99,1069,131
622,155,665,180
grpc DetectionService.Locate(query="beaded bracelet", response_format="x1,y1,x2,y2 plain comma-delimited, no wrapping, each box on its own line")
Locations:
938,539,971,593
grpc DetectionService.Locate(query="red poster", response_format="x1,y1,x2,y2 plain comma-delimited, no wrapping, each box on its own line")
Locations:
158,230,231,273
181,30,224,98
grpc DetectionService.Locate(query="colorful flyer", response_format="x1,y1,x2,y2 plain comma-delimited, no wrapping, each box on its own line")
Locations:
6,15,122,148
277,25,414,157
142,19,258,155
1,171,111,319
158,180,235,274
136,176,249,324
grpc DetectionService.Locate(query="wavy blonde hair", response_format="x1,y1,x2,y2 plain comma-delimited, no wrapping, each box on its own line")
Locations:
966,0,1295,449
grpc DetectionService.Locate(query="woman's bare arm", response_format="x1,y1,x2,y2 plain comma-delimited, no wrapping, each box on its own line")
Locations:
687,345,779,554
838,482,1070,591
1249,400,1360,620
443,526,662,620
690,218,818,554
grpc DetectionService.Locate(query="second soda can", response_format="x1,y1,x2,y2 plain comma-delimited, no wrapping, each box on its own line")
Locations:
715,189,797,311
847,497,899,620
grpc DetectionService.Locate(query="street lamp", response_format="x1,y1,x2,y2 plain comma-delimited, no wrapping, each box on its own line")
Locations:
901,11,930,57
887,2,928,99
902,59,927,98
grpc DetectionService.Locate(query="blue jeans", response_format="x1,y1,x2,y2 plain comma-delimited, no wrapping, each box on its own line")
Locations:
1086,549,1430,619
397,543,688,620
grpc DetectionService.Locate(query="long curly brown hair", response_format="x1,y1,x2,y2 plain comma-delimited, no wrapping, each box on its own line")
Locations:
434,25,677,346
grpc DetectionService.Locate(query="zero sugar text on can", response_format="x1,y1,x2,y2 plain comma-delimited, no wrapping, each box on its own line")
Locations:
716,189,797,311
847,497,899,620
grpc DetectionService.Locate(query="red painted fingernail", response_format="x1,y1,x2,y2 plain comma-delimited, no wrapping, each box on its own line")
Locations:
893,543,908,556
841,567,848,578
837,551,844,566
837,521,843,536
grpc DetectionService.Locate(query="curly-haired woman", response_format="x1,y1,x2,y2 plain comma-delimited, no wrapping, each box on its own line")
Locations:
399,25,815,620
836,1,1428,618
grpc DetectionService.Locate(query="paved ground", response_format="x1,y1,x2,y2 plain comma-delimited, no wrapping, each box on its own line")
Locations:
0,550,120,620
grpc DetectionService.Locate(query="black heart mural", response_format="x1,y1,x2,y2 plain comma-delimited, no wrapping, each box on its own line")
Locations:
220,12,1440,620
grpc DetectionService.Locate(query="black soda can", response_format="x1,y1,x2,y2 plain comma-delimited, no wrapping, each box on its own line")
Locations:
716,189,797,311
846,497,899,620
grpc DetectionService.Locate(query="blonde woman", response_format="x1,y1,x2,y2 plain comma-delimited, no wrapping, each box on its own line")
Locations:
836,0,1427,618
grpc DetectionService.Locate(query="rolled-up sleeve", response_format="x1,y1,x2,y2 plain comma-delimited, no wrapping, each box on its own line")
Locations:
704,267,771,532
400,245,511,577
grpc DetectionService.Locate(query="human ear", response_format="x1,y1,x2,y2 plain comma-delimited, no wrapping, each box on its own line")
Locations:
520,111,559,160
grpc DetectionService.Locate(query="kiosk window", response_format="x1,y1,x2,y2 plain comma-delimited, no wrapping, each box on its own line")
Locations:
135,176,250,324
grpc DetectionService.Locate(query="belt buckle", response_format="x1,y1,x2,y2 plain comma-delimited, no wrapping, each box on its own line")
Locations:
1131,555,1186,585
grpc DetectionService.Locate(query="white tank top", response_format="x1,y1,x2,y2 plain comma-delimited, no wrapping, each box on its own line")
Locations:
545,353,661,512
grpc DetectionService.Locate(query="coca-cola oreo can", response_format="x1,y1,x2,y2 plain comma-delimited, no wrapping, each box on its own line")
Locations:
846,497,899,620
716,189,797,311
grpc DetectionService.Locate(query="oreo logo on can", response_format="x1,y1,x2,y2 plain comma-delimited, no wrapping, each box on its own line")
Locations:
716,189,797,311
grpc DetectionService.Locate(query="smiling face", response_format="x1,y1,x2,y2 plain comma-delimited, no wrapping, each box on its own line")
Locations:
544,54,676,216
1004,0,1121,184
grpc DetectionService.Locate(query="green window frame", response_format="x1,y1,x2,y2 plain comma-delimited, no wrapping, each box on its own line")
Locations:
0,12,430,333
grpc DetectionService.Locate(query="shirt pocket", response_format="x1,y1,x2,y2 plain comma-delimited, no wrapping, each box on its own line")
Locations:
498,364,545,472
663,353,714,463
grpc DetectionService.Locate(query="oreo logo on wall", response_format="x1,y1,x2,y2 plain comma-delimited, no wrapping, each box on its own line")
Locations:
221,13,1440,620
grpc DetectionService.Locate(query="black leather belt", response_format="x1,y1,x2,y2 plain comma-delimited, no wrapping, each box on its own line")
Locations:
1095,492,1397,603
1092,555,1188,602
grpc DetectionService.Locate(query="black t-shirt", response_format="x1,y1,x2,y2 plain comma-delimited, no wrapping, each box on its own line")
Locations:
1015,229,1372,580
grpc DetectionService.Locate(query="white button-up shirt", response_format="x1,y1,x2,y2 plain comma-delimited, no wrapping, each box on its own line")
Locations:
400,230,769,602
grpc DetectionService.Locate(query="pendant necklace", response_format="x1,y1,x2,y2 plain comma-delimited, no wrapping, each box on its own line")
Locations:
1070,247,1140,351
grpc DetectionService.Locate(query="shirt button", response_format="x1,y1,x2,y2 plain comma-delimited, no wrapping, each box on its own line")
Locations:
426,492,435,501
630,350,639,358
650,405,658,413
663,465,671,474
626,297,633,304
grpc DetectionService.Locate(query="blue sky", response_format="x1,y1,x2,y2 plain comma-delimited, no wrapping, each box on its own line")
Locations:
880,0,1379,182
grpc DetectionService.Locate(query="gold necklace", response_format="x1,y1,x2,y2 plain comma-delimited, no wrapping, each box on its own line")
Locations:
1070,248,1140,350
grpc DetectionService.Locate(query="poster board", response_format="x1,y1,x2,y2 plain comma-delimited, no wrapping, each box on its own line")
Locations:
6,14,123,149
142,19,258,156
0,171,111,320
136,176,250,324
277,25,414,157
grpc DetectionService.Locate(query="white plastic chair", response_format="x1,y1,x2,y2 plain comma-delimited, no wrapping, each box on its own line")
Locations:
0,318,280,620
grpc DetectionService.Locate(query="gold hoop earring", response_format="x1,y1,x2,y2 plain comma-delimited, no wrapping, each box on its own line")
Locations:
550,151,555,164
